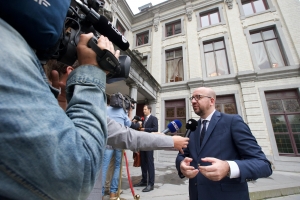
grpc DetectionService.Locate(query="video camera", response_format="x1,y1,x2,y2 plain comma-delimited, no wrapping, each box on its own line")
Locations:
53,0,131,83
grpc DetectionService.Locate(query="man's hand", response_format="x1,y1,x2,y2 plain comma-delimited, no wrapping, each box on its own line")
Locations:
172,136,189,154
77,33,120,72
180,157,199,179
198,157,230,181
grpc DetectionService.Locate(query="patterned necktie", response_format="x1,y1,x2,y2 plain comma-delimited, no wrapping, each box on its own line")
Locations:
200,120,208,146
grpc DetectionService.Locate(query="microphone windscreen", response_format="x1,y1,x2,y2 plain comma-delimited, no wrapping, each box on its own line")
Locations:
186,119,198,131
167,119,182,133
93,16,130,51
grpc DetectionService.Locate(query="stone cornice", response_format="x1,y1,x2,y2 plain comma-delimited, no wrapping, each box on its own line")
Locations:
237,65,300,82
256,65,300,81
161,81,189,93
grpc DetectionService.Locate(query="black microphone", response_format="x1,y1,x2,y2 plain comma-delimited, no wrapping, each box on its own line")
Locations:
75,0,130,51
184,119,198,138
162,120,182,134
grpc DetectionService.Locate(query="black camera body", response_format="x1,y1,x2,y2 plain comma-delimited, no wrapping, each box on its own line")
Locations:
55,0,131,83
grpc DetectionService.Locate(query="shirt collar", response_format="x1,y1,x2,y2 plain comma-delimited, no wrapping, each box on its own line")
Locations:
201,109,216,123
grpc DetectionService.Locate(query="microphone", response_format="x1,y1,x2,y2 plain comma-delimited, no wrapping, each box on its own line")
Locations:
162,120,182,134
75,0,130,51
184,119,198,138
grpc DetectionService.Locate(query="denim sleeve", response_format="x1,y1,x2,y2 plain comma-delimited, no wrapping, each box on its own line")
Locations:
0,19,107,200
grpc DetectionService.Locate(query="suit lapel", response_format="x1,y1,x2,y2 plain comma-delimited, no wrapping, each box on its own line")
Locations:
198,111,221,154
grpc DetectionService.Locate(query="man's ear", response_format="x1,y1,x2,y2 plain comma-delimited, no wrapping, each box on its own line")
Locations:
66,66,74,75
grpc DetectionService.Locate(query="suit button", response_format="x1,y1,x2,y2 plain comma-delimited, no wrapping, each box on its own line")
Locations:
195,183,197,186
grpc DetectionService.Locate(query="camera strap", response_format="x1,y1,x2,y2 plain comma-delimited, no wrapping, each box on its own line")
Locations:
87,38,121,75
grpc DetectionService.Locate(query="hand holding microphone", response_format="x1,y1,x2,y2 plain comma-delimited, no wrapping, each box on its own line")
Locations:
159,120,189,154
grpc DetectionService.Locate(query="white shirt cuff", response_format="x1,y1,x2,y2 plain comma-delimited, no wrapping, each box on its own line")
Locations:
226,161,240,178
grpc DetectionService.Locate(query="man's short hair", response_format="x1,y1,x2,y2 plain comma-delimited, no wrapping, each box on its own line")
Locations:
144,104,151,112
44,60,80,80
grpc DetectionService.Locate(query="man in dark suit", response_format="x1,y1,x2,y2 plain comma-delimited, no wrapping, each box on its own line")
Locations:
134,104,158,192
176,87,272,200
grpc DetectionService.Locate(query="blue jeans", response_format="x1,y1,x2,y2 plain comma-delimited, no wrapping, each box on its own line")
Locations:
102,149,122,195
0,18,107,199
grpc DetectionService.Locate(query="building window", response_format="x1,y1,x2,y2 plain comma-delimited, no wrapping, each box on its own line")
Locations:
136,31,149,46
116,21,125,35
141,56,148,68
203,39,229,77
165,48,184,83
250,28,286,69
215,95,237,114
200,9,220,28
242,0,268,16
266,90,300,157
165,20,181,37
165,99,186,137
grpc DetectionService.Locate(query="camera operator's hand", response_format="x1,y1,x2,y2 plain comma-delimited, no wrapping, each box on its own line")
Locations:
77,33,120,73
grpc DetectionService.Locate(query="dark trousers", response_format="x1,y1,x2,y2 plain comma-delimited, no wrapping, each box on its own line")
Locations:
140,150,154,186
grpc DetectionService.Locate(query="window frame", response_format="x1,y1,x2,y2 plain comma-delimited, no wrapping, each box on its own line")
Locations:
265,90,300,157
244,22,295,71
196,6,225,31
165,20,181,37
161,96,190,136
236,0,275,19
162,43,187,84
136,31,149,46
162,17,185,40
259,84,300,166
165,48,184,83
133,28,152,48
164,99,187,137
199,33,234,79
250,27,287,69
116,20,126,36
215,90,243,116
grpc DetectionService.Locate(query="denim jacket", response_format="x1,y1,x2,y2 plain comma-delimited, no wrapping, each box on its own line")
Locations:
0,19,107,199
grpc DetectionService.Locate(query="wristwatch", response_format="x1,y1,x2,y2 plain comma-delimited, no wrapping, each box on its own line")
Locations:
227,169,231,178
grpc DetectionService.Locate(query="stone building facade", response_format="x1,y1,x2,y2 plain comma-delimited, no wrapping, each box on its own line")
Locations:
103,0,300,172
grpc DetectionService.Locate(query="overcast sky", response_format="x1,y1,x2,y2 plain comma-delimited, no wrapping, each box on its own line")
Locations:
125,0,167,14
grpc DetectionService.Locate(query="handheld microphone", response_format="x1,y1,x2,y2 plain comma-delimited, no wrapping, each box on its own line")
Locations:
162,120,182,134
184,119,198,138
75,0,130,51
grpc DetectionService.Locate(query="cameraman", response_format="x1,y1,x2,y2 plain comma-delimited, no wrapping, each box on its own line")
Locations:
0,13,116,200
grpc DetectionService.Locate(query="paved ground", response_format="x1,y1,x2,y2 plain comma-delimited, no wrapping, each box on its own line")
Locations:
103,162,300,200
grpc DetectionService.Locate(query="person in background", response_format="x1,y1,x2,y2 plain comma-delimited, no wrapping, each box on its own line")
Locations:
102,93,131,199
176,87,272,200
134,105,158,192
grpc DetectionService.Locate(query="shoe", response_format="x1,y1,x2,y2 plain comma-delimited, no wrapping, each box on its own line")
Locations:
142,185,154,192
109,193,117,200
133,181,147,187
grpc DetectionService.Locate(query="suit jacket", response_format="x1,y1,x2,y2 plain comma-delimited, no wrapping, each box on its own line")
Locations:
143,115,158,133
176,111,272,200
